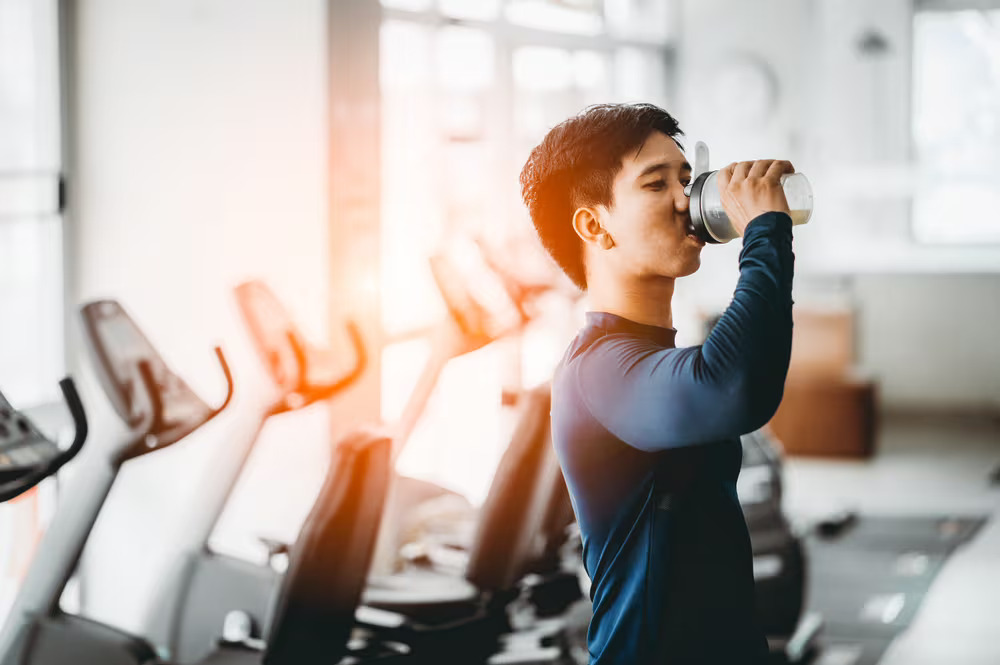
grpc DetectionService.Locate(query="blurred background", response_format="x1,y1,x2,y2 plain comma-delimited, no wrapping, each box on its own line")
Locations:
0,1,998,664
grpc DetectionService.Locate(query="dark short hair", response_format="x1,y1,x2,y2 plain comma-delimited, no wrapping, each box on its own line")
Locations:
519,103,684,290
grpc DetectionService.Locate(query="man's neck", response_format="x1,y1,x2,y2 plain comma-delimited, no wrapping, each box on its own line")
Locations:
586,270,676,330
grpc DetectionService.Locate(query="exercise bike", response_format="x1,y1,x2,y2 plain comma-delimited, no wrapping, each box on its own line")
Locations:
0,300,232,665
0,380,87,504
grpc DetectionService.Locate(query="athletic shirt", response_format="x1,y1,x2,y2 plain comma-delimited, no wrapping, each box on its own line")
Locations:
551,212,794,664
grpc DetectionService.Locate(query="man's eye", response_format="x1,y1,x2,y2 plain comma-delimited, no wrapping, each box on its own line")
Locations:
681,180,691,187
645,180,666,190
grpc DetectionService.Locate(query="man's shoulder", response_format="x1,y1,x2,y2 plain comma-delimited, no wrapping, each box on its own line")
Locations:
551,330,634,444
560,325,655,369
553,326,613,396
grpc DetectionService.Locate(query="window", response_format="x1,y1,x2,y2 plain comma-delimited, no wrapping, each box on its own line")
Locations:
379,0,676,503
0,0,65,621
912,8,1000,244
506,0,604,35
0,0,65,406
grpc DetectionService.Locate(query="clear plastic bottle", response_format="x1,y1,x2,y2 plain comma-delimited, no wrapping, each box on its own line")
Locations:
689,170,813,244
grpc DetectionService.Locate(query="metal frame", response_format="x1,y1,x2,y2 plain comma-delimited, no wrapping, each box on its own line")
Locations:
57,0,79,392
382,6,678,51
324,0,385,428
914,0,1000,10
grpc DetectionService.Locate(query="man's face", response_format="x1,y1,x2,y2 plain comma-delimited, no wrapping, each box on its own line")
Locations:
591,130,703,280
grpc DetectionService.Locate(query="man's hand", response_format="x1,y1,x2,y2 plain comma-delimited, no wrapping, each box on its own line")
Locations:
717,160,795,237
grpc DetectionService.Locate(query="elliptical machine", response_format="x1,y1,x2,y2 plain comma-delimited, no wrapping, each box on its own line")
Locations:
0,300,233,665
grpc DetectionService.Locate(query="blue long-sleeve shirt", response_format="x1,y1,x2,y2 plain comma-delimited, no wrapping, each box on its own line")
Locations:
551,212,794,664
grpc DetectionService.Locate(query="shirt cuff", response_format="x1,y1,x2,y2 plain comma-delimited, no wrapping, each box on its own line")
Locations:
742,211,792,242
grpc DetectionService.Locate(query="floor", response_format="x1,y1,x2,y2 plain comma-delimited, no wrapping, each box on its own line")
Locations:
782,412,1000,665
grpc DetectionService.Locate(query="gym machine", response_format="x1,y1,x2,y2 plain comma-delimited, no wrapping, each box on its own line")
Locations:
0,300,232,665
0,380,87,504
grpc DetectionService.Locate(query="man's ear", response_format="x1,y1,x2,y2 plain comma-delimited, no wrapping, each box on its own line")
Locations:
572,207,615,251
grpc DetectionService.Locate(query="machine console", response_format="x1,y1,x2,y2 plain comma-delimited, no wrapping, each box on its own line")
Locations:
81,300,217,447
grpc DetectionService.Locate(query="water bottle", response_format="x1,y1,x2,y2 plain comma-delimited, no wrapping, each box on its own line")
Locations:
685,141,813,244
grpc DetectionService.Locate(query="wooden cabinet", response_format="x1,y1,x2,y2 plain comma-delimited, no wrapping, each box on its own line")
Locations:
768,308,879,458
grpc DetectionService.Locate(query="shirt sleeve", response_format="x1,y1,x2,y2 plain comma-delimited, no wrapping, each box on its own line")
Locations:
574,211,795,452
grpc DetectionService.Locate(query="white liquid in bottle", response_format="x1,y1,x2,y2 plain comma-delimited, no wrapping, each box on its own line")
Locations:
780,173,814,226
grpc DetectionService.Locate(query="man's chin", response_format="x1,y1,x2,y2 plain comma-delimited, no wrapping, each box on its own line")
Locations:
678,255,701,278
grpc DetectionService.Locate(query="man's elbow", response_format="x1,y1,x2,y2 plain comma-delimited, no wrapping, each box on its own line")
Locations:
741,380,785,433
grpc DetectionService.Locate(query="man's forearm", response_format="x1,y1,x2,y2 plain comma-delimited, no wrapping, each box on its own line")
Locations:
703,211,794,427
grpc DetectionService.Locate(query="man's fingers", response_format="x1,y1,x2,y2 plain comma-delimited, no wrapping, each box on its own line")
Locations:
717,162,736,190
733,161,753,182
764,160,795,183
748,160,774,179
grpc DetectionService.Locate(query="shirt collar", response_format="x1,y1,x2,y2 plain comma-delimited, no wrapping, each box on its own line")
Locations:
585,311,678,348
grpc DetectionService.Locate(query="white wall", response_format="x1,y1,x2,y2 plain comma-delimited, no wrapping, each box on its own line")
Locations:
853,274,1000,412
673,0,1000,412
68,0,332,634
671,0,814,347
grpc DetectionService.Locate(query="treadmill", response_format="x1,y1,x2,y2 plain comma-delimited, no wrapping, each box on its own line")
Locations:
0,380,87,504
0,300,233,665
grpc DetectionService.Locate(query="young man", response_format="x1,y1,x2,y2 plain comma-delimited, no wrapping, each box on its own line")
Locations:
520,103,795,663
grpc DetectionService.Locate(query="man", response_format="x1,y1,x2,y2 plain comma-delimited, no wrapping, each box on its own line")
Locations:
519,103,795,663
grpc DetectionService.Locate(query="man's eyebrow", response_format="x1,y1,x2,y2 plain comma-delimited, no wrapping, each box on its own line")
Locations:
636,160,693,179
